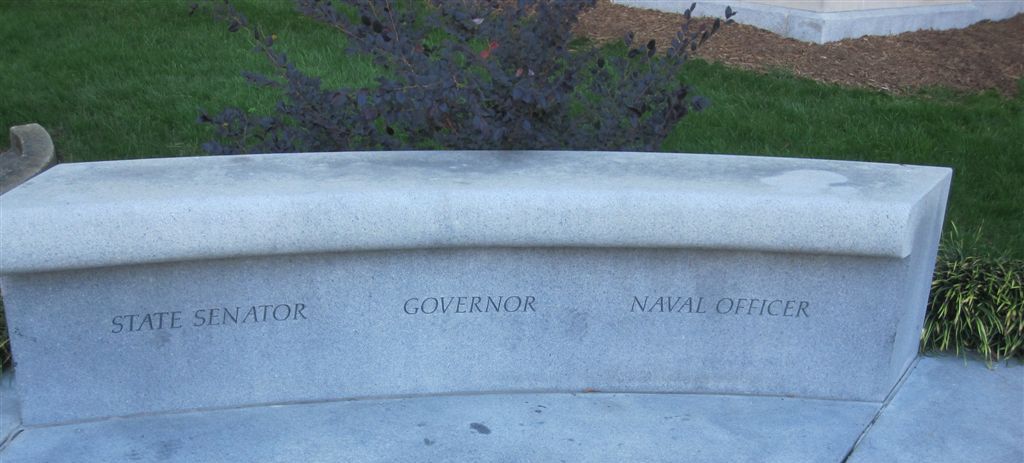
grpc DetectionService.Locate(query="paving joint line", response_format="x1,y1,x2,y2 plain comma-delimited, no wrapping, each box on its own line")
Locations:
841,355,922,462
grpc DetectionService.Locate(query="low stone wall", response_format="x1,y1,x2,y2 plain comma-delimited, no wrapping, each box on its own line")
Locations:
0,150,950,426
615,0,1024,43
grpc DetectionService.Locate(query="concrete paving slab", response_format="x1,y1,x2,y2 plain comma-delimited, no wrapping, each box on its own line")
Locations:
849,354,1024,462
0,392,878,462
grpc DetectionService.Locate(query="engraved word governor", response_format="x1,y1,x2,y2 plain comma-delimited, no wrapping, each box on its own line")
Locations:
403,295,537,315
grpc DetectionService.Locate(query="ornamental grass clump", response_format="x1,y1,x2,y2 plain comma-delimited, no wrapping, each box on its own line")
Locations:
191,0,734,153
0,298,9,374
921,226,1024,362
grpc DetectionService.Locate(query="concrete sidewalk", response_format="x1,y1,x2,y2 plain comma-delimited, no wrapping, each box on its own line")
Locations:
0,354,1019,462
849,354,1022,462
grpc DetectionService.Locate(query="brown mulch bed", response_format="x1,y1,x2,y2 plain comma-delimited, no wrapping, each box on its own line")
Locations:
576,0,1024,96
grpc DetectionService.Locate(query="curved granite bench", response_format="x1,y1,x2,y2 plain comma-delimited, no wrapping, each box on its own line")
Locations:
0,150,950,428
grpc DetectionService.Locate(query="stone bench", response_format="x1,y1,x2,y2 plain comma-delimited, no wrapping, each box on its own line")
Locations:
0,150,950,432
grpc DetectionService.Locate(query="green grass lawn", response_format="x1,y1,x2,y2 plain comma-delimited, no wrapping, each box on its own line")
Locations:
0,0,376,161
0,0,1021,258
668,61,1024,259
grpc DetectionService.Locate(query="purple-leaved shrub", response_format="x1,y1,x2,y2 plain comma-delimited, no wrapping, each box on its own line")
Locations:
192,0,733,153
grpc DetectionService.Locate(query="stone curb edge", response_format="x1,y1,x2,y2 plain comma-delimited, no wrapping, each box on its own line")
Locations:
1,124,56,196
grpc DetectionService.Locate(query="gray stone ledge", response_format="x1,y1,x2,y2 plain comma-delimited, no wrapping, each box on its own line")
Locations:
614,1,1024,44
0,150,951,274
0,150,951,425
0,124,55,196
